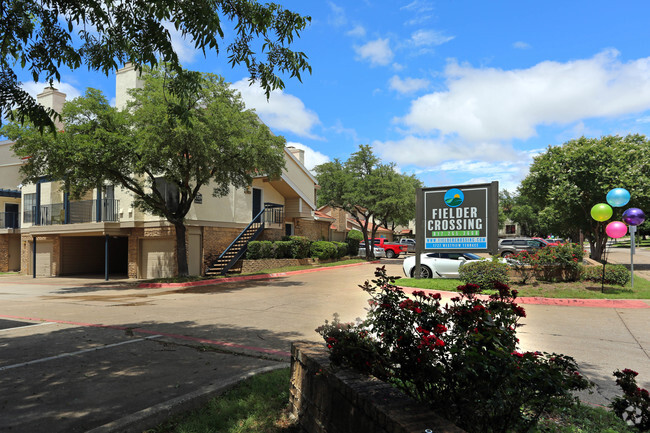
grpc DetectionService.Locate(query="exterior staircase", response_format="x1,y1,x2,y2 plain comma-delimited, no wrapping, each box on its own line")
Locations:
205,203,284,276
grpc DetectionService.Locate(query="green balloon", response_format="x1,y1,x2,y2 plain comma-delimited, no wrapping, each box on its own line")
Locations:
591,203,613,221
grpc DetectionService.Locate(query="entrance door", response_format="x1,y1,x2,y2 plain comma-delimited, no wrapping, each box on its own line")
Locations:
4,203,18,228
252,188,262,222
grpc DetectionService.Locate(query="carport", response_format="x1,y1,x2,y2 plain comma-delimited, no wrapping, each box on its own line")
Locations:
59,235,128,277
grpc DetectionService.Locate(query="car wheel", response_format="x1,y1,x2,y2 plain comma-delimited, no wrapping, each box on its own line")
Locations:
411,265,433,278
501,251,514,258
386,250,396,258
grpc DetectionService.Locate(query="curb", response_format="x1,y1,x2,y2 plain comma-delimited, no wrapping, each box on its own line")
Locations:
138,260,381,288
398,287,650,309
86,364,288,433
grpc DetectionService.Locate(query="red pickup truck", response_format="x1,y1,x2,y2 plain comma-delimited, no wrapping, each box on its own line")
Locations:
361,238,408,258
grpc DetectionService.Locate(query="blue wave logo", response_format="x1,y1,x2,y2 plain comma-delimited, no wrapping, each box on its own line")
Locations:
444,188,464,207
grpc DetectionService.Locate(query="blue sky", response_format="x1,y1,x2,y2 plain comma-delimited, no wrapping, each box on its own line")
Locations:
15,0,650,192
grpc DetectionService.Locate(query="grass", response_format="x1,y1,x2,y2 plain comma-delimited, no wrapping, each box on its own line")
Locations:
532,404,634,433
397,274,650,299
146,368,297,433
147,368,632,433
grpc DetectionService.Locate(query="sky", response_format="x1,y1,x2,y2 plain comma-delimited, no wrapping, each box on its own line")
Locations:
13,0,650,192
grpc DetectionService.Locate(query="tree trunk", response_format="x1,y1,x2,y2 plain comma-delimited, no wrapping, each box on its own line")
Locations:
174,221,189,277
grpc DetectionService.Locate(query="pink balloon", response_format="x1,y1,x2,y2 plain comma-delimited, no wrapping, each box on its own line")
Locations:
606,221,628,239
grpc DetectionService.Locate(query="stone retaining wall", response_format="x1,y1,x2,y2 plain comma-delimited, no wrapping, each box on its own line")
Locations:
290,342,466,433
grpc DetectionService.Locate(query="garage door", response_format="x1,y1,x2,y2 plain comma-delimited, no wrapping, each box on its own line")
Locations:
140,238,175,279
35,241,53,277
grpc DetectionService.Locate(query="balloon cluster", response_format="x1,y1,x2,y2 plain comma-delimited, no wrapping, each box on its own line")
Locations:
590,188,646,238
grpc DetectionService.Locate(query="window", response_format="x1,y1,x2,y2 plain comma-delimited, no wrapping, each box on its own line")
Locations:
154,178,179,212
500,240,513,246
505,224,516,234
23,193,36,223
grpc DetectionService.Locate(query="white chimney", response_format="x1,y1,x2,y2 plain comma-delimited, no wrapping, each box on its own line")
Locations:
36,87,66,130
287,146,305,165
115,63,144,110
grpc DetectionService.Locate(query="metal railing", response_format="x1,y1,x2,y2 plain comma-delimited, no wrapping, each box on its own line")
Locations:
262,203,284,225
35,199,120,225
0,212,19,228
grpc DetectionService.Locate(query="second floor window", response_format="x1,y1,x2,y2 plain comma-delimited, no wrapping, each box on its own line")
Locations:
23,193,36,223
154,178,179,212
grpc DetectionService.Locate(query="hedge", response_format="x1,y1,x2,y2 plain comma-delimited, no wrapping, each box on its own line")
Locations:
246,238,350,260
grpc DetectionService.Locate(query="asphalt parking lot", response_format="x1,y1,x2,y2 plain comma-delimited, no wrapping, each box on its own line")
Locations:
0,256,649,431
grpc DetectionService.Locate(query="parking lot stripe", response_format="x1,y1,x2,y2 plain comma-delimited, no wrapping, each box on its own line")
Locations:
0,321,56,332
0,314,292,358
0,335,162,372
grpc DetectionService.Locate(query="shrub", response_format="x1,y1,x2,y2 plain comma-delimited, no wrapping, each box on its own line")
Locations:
348,229,364,241
333,241,348,259
345,237,360,256
581,264,631,286
458,259,510,291
534,243,585,282
272,241,292,259
317,267,592,433
509,250,536,284
246,241,262,259
288,236,311,259
310,241,337,260
257,241,274,258
611,368,650,430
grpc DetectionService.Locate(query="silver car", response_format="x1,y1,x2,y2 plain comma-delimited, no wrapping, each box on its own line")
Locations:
358,244,386,258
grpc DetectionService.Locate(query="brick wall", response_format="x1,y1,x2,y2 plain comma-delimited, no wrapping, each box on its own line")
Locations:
240,258,317,274
295,219,329,241
290,342,466,433
0,235,8,272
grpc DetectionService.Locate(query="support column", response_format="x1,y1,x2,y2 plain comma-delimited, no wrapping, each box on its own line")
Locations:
105,234,109,281
32,236,36,278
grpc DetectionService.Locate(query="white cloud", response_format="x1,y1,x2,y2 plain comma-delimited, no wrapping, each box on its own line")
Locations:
389,75,430,94
513,41,531,50
286,142,330,170
22,81,83,101
346,25,366,37
372,136,521,167
398,50,650,142
409,29,454,47
401,1,434,13
163,22,200,64
232,79,321,139
328,2,347,27
354,38,394,66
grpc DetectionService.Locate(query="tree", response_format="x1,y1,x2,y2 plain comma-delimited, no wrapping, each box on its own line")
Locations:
1,0,311,130
4,65,287,276
315,145,422,259
518,135,650,261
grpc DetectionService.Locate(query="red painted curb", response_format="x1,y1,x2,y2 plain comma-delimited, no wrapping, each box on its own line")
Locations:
397,288,650,309
137,260,381,288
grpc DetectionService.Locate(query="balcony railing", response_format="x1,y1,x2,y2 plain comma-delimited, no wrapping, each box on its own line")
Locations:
29,199,120,226
262,203,284,225
0,212,19,228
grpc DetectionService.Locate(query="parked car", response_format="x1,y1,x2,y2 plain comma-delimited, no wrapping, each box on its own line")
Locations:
358,244,386,258
399,238,416,253
402,252,484,278
361,238,407,258
533,237,565,246
498,237,548,258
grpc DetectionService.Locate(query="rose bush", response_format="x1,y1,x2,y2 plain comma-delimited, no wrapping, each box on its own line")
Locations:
317,267,592,433
511,243,585,283
611,369,650,431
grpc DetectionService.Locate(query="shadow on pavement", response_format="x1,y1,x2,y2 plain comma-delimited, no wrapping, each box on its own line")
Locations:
0,319,300,433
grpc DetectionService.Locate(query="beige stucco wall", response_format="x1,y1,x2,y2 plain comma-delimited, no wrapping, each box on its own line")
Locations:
283,151,317,206
0,140,24,188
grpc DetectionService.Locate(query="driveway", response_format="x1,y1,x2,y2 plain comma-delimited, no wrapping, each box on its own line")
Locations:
0,259,649,431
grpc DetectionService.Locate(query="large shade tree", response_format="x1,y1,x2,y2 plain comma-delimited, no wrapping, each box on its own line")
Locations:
518,135,650,261
315,145,421,259
2,0,311,130
4,65,287,275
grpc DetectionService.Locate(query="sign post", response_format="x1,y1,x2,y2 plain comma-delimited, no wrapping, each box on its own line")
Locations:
415,181,499,278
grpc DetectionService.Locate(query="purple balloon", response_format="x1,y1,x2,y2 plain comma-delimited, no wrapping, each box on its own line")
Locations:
623,208,646,226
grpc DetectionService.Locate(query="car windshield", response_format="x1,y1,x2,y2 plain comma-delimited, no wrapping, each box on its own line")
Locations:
464,253,482,260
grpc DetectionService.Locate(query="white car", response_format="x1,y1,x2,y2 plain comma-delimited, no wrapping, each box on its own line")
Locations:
358,244,386,258
402,252,485,278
